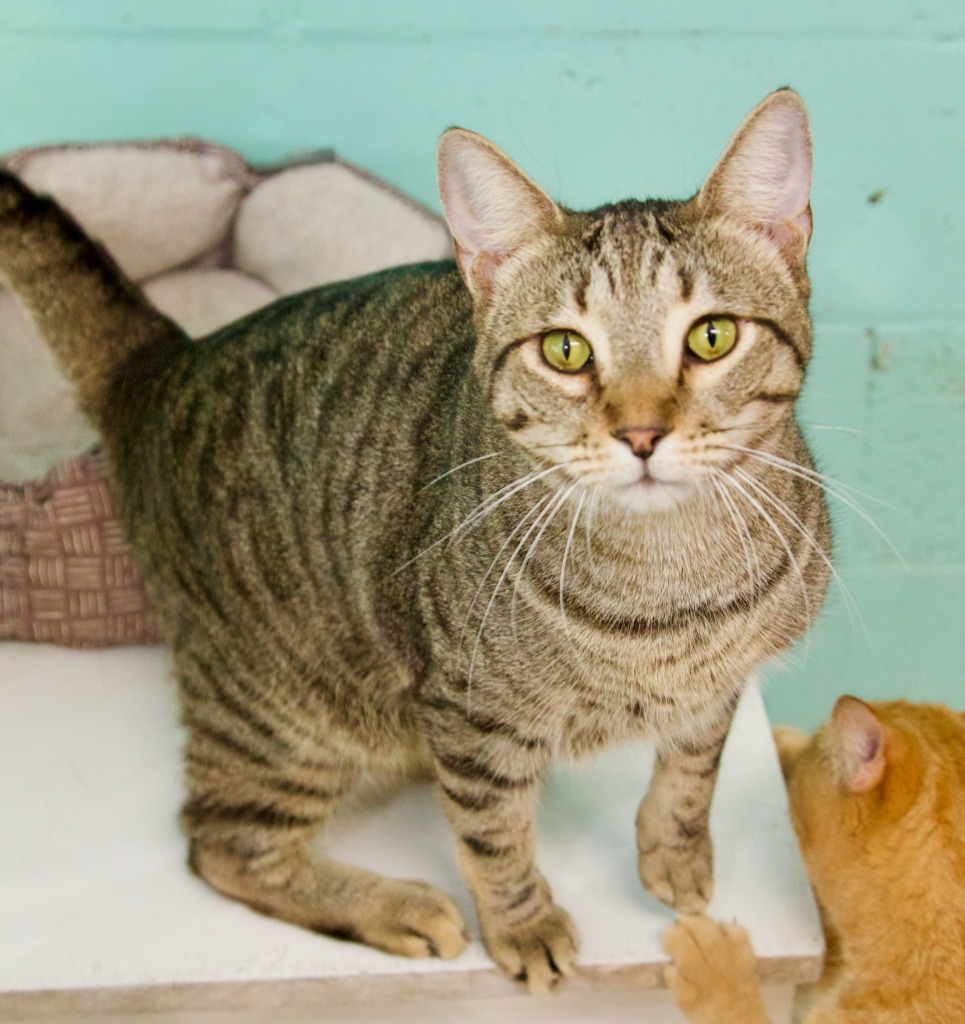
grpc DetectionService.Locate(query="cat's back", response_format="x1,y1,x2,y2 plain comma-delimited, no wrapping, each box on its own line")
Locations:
203,258,468,360
101,260,476,607
110,259,469,412
105,259,471,494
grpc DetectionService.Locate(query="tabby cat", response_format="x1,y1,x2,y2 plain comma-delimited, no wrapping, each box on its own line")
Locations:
0,89,829,992
665,697,965,1022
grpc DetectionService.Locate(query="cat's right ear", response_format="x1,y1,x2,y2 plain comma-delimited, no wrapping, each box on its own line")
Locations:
698,89,813,272
437,129,562,299
830,696,888,793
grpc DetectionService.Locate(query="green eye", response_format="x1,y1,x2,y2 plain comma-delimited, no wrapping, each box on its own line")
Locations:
686,317,738,361
541,330,593,373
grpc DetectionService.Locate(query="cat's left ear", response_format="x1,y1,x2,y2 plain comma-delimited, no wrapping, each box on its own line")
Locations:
437,128,563,299
830,696,888,793
698,89,813,270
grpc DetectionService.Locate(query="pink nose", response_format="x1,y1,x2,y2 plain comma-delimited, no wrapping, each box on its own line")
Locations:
615,426,665,459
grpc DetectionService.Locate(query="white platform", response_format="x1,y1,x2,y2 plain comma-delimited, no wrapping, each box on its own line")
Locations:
0,644,821,1022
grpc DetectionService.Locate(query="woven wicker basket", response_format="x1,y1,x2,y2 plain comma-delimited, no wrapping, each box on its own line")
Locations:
0,449,160,645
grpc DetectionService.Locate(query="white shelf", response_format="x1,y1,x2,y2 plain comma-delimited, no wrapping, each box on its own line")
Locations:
0,644,821,1021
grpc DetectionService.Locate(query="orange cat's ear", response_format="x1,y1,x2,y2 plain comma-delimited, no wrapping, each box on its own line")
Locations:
436,128,562,299
830,696,887,793
698,89,813,270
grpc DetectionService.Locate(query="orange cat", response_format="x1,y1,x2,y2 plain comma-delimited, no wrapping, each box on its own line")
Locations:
664,696,965,1023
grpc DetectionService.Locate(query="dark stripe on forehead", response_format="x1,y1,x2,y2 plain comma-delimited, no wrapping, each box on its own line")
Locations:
678,266,693,301
600,256,618,295
573,272,589,312
582,219,605,256
581,215,618,295
653,214,676,246
647,246,666,287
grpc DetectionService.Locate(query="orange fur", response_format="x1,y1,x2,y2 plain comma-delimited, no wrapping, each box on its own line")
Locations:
665,697,965,1022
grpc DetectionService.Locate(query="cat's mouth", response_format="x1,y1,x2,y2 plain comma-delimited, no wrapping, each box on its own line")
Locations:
612,469,693,512
632,465,680,489
633,477,685,495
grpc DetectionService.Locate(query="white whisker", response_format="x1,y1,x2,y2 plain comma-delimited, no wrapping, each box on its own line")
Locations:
418,452,500,493
458,492,551,653
733,466,868,645
714,469,813,647
718,443,907,566
559,491,586,637
468,483,575,695
584,487,601,576
510,483,578,639
388,461,568,577
721,442,904,512
711,476,762,599
802,422,865,436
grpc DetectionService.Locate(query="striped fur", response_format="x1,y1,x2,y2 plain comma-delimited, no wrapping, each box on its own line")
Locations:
0,91,829,991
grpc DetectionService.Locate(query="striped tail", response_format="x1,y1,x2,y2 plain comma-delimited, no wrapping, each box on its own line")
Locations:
0,168,189,423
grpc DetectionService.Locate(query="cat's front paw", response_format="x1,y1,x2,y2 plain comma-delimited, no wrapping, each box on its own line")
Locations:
637,826,714,913
482,904,579,995
664,915,770,1024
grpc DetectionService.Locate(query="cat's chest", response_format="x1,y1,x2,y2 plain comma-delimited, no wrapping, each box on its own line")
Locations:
418,498,799,749
454,565,759,753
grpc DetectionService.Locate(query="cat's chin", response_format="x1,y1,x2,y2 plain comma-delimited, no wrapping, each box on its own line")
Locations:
608,478,696,515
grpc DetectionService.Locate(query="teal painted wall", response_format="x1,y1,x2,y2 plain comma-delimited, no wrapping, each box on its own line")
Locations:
0,1,962,728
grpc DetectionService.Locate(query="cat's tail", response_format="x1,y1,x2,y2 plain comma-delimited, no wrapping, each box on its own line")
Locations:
0,168,189,423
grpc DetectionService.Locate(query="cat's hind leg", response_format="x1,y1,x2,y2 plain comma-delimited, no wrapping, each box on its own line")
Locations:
179,676,469,960
188,834,469,959
664,915,773,1024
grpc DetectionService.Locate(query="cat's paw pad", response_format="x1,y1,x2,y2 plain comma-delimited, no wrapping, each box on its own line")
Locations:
349,878,470,960
483,904,579,994
637,832,714,913
663,915,761,1021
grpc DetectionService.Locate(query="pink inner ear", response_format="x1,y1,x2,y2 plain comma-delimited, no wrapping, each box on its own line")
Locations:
777,118,812,222
702,92,814,261
832,696,887,793
438,154,490,262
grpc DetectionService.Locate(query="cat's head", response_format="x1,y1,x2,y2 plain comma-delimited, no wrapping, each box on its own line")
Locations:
437,90,814,513
778,697,965,906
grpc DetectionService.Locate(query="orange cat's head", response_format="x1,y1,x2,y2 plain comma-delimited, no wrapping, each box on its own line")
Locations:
776,697,965,925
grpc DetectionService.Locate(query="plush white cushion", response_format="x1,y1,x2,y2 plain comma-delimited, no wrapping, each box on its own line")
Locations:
0,290,96,482
143,268,280,339
234,162,452,294
12,146,247,280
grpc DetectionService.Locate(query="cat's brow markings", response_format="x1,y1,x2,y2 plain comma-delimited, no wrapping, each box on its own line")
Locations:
677,266,694,302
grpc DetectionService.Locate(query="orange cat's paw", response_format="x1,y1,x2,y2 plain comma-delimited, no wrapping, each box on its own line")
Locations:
663,915,769,1024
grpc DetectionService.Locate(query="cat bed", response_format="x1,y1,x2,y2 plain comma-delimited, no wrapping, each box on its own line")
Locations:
0,139,452,647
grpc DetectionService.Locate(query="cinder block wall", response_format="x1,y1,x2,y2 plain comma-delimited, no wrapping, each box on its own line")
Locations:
1,1,961,728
